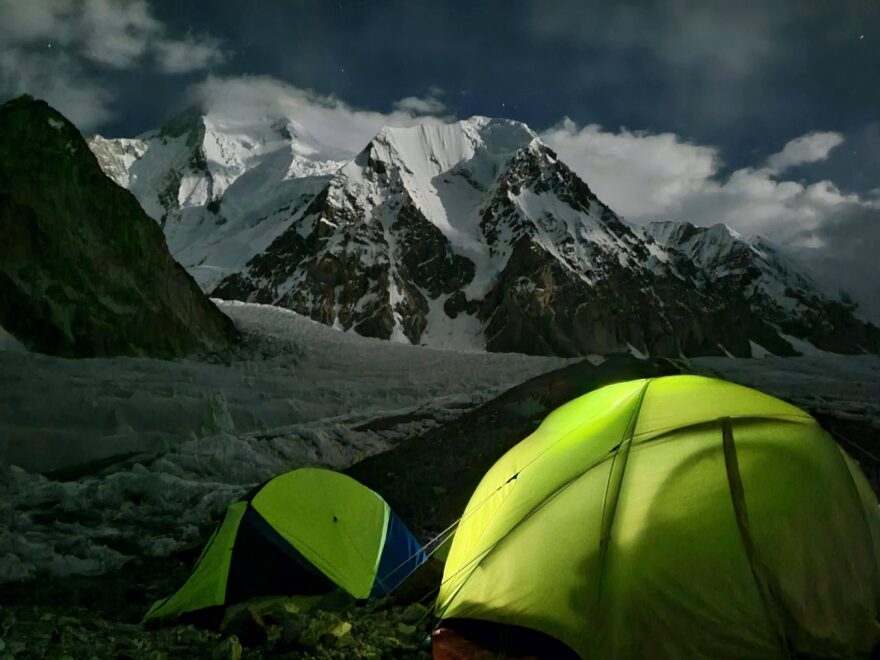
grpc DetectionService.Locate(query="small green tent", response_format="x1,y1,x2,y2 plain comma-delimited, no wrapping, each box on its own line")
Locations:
145,467,425,623
436,375,880,658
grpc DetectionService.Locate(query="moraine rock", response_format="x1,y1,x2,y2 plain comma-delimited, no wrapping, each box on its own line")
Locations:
0,96,238,358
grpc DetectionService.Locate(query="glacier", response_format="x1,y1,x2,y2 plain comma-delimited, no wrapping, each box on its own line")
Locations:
0,300,571,582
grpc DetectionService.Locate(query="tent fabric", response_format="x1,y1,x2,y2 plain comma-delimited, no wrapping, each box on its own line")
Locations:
144,501,247,622
372,510,428,596
250,468,391,599
224,505,336,604
144,468,425,622
436,375,880,659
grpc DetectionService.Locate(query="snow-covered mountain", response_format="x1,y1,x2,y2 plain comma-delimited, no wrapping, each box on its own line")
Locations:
91,113,880,358
643,221,880,354
88,109,346,290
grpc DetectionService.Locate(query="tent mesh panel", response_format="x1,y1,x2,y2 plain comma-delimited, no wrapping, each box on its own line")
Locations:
226,506,336,603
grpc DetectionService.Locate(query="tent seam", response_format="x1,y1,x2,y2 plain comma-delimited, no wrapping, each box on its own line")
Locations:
596,377,651,604
435,440,633,618
371,502,392,594
438,381,654,621
453,380,651,567
721,416,796,658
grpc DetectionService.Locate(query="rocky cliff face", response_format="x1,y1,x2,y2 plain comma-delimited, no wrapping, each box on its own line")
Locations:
0,96,238,358
91,112,880,358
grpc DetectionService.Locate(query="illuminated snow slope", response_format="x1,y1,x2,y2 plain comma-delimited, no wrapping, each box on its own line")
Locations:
89,112,347,291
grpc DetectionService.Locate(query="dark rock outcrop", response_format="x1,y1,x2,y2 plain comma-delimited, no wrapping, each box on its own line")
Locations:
0,96,238,358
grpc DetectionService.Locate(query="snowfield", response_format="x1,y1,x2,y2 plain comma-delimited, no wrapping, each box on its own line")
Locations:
0,301,571,582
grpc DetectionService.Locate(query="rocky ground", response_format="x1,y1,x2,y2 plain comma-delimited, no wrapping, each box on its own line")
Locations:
0,593,434,659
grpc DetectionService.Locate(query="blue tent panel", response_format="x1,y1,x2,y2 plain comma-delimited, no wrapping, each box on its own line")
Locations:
371,510,427,596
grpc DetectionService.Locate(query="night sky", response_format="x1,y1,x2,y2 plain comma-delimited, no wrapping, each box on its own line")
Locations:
1,0,878,317
176,2,877,183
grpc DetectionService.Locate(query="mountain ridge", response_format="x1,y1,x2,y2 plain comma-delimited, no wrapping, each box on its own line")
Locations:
89,108,880,358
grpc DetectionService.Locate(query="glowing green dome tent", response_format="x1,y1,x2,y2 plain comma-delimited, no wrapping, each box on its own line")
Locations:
145,468,425,623
436,375,880,659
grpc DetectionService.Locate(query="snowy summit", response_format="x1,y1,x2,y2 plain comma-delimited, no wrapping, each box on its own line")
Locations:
91,112,880,358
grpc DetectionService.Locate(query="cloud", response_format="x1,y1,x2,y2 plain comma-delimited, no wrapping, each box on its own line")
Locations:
0,2,62,43
526,1,787,127
0,0,224,70
541,119,866,239
153,34,226,74
392,88,448,115
77,0,162,68
765,131,845,172
0,0,226,127
672,168,860,238
804,122,880,197
791,201,880,323
190,76,451,159
541,119,718,217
